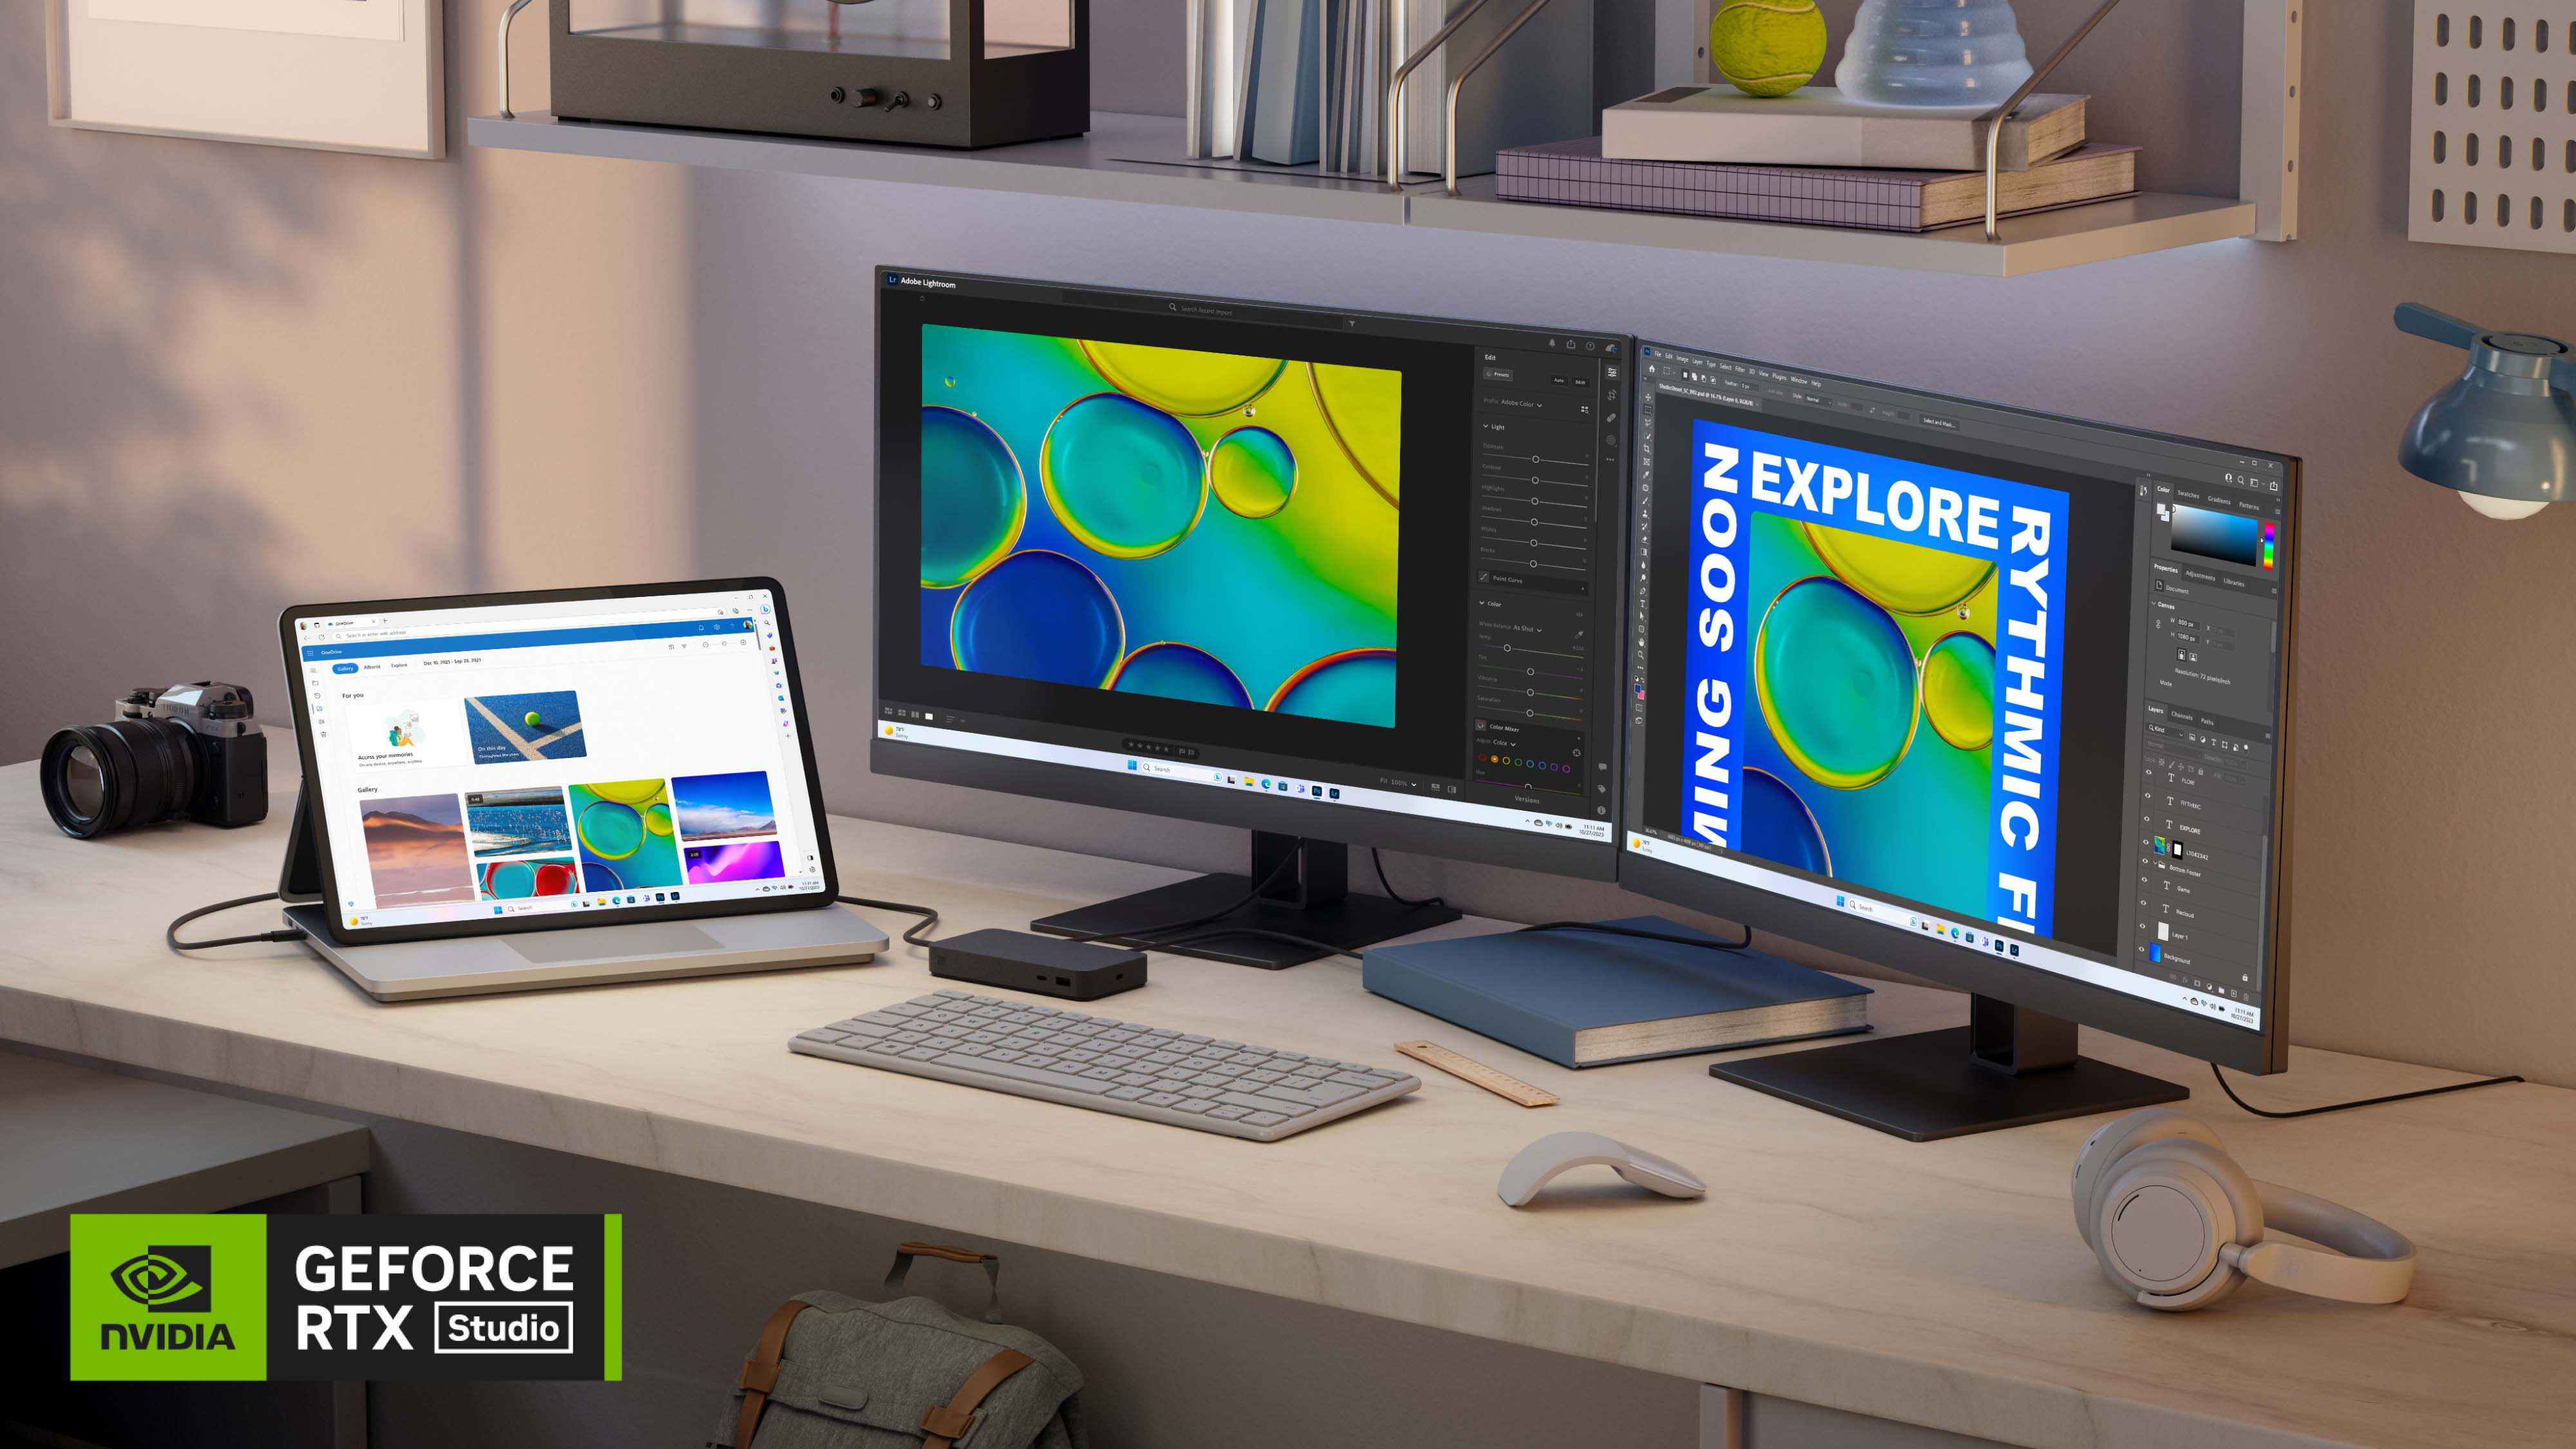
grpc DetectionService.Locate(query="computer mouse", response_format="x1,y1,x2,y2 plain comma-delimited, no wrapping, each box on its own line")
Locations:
1496,1130,1707,1208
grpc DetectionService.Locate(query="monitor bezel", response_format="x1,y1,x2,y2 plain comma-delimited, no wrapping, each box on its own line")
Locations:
1616,343,2298,1075
869,265,1631,884
277,576,842,947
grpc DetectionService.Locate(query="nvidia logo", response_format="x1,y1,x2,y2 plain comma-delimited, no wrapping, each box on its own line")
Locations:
109,1246,211,1312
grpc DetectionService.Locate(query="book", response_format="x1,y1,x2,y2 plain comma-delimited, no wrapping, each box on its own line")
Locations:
1240,0,1321,165
1359,916,1871,1068
1495,138,2141,234
1602,86,2087,172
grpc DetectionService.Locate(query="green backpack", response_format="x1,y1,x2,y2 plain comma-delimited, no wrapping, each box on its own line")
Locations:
715,1244,1088,1449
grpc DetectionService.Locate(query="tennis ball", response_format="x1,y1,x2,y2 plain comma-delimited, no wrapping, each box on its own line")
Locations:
524,710,544,728
1711,0,1828,99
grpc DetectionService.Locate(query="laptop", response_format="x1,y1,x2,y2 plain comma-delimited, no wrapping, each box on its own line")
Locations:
275,578,886,1001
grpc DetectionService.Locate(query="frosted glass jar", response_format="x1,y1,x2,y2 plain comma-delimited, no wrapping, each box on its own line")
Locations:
1834,0,2034,106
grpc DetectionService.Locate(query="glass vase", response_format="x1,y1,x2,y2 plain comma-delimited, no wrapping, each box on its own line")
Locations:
1834,0,2034,106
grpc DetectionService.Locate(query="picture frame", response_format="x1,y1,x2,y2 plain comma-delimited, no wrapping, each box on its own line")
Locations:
44,0,444,160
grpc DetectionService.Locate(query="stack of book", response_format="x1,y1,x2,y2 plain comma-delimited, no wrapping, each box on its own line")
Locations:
1495,86,2138,234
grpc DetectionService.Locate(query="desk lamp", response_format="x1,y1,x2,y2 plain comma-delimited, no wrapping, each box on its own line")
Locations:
2394,303,2576,520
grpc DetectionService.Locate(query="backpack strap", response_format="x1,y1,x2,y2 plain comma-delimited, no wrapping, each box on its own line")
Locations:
884,1242,1005,1324
732,1298,815,1449
917,1348,1036,1449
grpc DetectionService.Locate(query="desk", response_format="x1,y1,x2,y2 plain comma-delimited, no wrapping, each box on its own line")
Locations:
1,755,2568,1449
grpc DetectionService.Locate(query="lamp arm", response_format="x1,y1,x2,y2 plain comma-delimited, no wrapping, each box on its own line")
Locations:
2394,303,2482,351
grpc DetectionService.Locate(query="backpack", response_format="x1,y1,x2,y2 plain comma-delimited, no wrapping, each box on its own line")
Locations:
713,1242,1088,1449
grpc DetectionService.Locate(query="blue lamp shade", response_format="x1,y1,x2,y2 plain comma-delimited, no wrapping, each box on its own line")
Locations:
2395,303,2576,520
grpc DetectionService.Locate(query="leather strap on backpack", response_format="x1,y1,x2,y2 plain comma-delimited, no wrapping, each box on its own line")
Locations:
918,1348,1036,1449
732,1298,815,1449
884,1242,1005,1324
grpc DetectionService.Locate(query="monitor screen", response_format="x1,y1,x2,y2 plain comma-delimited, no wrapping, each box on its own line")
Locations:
1622,342,2296,1058
284,583,830,934
874,269,1629,875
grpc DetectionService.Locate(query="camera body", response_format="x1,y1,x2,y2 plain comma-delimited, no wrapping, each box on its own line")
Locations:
41,682,269,838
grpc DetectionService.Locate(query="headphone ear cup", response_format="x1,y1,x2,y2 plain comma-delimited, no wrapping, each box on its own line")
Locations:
2092,1140,2266,1311
2072,1109,2227,1250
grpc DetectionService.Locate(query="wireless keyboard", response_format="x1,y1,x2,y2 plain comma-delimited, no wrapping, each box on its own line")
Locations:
790,990,1421,1141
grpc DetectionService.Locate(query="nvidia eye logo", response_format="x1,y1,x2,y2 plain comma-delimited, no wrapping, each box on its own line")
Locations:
109,1246,211,1312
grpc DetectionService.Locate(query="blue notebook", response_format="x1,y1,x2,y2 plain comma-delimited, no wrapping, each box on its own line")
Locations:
1361,916,1872,1068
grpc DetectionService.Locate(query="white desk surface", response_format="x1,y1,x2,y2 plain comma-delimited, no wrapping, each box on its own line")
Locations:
1,762,2568,1449
0,1050,368,1267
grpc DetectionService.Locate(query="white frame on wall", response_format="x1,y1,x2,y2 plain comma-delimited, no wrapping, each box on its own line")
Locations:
45,0,445,160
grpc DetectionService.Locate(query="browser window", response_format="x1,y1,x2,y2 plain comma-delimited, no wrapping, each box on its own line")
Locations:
290,588,824,931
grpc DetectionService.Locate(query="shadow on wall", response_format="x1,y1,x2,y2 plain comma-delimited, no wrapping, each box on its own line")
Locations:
0,23,330,759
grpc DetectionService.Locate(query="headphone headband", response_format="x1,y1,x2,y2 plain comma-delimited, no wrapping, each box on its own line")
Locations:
2072,1110,2415,1311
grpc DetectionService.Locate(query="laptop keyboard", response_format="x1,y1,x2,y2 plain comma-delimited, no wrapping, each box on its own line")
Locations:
790,989,1421,1142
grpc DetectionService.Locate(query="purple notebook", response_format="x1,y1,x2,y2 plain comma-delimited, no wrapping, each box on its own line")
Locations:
1494,136,2136,234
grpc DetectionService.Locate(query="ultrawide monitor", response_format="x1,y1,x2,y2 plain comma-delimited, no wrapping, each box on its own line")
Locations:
1622,340,2298,1135
873,269,1630,961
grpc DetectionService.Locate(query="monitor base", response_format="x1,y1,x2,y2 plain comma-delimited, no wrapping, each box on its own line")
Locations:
1709,1007,2187,1141
1029,834,1461,969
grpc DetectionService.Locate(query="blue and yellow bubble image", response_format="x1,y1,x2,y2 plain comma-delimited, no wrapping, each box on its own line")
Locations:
1208,426,1296,518
1041,393,1208,560
1110,641,1253,708
569,779,682,892
1265,649,1396,727
1081,340,1286,416
1802,520,1994,616
919,406,1025,588
1739,516,1998,917
1741,767,1832,876
923,326,1399,727
1921,632,1996,751
1756,576,1919,791
951,549,1125,687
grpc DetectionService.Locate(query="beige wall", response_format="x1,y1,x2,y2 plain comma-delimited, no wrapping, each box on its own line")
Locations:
5,1,2571,1090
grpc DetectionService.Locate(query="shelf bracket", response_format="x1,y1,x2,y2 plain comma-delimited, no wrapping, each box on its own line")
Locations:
2240,0,2302,242
498,0,539,120
1980,0,2124,242
1387,0,1504,188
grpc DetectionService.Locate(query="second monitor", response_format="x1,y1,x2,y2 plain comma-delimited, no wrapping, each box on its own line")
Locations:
873,269,1630,964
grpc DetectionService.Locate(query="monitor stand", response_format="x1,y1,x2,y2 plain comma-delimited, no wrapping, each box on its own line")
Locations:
1028,832,1461,969
1708,997,2188,1141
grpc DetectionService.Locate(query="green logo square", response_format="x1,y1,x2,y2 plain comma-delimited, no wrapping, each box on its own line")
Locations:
70,1215,267,1381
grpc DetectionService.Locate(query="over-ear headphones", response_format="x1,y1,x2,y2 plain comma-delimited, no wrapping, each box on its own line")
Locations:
2070,1108,2417,1312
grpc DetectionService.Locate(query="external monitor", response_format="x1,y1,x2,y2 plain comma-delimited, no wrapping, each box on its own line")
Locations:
1622,340,2298,1139
279,579,838,946
873,268,1631,965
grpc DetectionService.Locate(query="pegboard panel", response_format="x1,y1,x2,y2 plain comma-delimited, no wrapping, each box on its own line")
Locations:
2409,4,2576,253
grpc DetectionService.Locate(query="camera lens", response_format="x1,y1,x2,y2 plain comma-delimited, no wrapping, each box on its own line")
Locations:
41,719,199,838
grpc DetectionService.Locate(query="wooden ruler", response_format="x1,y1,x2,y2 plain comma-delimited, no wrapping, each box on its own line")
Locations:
1395,1040,1558,1108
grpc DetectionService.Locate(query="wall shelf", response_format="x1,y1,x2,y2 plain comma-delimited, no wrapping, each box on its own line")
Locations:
469,109,2257,276
1410,176,2256,278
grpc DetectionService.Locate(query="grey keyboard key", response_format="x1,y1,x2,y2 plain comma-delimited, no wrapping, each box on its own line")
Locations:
987,1050,1028,1065
1106,1086,1151,1101
1081,1066,1121,1082
795,1029,849,1045
1217,1090,1302,1116
900,1046,944,1061
1114,1072,1158,1088
1171,1099,1213,1114
865,1040,908,1056
1243,1112,1288,1128
1141,1093,1184,1108
1258,1081,1363,1108
876,1003,927,1018
934,1054,1110,1095
1207,1106,1251,1121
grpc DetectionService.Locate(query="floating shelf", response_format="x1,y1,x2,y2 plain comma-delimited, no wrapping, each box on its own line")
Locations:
468,109,2258,276
465,110,1410,227
1409,176,2257,278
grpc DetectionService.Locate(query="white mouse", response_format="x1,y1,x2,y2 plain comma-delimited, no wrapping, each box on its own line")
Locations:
1496,1130,1707,1208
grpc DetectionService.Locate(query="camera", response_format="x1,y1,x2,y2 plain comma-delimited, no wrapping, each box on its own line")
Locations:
41,683,269,838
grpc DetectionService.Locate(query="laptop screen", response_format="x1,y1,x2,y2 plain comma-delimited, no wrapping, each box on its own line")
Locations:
285,584,828,934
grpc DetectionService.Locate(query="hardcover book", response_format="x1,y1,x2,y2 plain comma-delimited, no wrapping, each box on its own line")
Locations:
1360,916,1871,1068
1602,86,2088,171
1495,138,2141,234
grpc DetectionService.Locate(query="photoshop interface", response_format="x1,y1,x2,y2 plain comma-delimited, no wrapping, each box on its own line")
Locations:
1624,343,2289,1031
875,272,1625,845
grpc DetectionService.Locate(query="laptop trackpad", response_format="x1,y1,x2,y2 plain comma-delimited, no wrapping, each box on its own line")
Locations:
506,922,723,964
